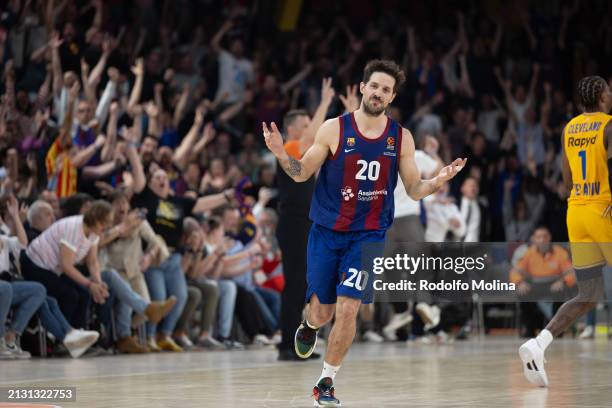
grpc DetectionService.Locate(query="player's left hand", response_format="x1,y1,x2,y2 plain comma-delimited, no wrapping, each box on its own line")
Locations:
436,158,467,182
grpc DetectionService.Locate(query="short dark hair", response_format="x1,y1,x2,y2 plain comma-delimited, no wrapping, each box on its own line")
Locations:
212,204,235,218
283,109,309,132
577,75,607,112
143,135,159,145
83,200,113,227
362,59,406,92
206,216,222,231
533,224,550,232
60,193,93,217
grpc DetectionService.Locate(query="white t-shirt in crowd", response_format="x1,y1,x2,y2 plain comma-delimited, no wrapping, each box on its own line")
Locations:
0,235,25,273
393,150,439,218
26,215,99,275
477,109,503,144
215,50,254,104
423,194,466,242
510,96,533,125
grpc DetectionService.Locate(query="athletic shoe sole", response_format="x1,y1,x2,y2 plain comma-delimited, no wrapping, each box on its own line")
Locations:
518,339,549,387
294,326,317,359
314,399,342,407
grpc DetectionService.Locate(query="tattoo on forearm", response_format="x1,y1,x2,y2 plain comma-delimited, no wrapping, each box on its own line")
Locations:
286,156,302,177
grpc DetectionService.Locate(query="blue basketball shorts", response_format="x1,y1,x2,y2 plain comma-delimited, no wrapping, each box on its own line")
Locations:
305,223,386,305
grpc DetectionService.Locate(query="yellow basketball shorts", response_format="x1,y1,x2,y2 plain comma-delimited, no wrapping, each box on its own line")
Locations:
567,203,612,269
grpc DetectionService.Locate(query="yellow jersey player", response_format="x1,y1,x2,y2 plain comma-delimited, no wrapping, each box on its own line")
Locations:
519,75,612,387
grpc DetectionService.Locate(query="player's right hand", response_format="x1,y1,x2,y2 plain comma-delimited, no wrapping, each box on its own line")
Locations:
262,122,285,158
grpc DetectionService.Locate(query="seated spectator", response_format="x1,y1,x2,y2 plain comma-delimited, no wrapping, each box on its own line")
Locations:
199,216,238,349
99,189,173,353
38,191,61,220
0,195,46,359
254,209,284,293
217,205,280,345
204,208,272,346
130,161,234,351
25,200,56,242
60,192,93,218
6,198,100,358
172,218,213,350
22,199,174,349
173,284,202,351
510,226,576,337
97,267,177,354
36,295,99,358
21,200,114,328
0,279,45,360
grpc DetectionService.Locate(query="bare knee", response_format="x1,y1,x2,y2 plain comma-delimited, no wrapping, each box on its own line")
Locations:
334,297,361,324
310,307,334,325
308,294,335,326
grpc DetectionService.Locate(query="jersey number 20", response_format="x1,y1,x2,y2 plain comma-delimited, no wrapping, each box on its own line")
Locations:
343,268,369,291
356,160,380,181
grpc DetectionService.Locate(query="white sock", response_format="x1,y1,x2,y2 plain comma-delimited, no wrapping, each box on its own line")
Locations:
536,329,553,350
306,320,319,330
318,361,341,383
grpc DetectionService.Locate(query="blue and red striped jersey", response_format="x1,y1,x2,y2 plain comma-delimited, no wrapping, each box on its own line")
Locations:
309,112,402,231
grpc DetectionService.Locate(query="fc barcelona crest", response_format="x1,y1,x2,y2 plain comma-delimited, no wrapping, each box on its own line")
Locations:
347,137,355,147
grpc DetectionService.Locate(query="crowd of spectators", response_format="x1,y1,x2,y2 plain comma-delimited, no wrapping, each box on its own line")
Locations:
1,0,611,357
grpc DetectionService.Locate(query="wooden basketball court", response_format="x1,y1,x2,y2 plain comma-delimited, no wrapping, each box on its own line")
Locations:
1,338,611,407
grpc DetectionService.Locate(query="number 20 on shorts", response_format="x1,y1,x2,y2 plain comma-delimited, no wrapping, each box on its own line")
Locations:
343,268,369,291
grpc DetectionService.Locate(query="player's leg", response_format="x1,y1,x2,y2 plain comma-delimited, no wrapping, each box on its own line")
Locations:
295,294,335,359
312,230,385,407
520,206,607,387
311,295,360,408
546,269,604,337
307,293,336,328
530,217,612,361
325,295,361,365
520,267,603,387
295,225,340,359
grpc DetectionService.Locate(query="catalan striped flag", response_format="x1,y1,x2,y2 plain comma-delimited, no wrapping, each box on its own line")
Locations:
45,136,77,198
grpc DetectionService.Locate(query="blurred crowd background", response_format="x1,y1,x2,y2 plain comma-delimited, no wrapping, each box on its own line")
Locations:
0,0,611,358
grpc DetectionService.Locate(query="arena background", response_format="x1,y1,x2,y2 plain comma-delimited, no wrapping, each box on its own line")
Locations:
1,0,612,407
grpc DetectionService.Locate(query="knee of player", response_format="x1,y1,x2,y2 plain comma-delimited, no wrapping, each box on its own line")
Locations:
310,306,334,324
577,278,604,305
335,297,361,321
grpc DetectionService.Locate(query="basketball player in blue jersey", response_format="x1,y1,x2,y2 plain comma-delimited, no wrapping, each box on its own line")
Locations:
263,59,467,407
